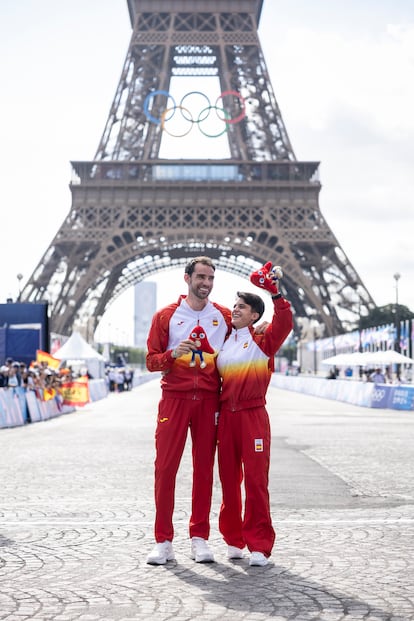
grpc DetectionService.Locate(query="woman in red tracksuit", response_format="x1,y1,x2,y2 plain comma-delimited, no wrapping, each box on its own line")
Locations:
217,271,293,566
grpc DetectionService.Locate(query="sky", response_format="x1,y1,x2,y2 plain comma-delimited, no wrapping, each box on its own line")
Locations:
0,0,413,345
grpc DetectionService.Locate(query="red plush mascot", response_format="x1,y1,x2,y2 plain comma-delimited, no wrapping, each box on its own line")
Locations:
250,261,283,295
188,324,214,369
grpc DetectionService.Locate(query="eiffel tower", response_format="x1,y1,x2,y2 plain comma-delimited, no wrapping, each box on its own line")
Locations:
21,0,374,339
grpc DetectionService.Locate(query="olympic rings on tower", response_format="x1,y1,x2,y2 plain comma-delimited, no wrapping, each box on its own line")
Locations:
143,90,246,137
215,90,246,125
143,90,176,125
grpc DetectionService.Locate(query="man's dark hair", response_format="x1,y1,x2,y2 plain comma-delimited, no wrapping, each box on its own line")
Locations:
237,291,265,322
185,256,216,276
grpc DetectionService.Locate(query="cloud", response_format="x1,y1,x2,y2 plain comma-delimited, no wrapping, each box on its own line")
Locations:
263,22,414,134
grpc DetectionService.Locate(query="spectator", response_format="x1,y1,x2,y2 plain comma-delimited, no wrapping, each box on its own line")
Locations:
370,368,386,384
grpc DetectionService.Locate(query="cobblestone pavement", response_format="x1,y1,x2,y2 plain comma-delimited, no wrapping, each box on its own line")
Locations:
0,380,413,620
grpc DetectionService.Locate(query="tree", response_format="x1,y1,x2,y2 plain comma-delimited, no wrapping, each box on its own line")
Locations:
360,304,414,330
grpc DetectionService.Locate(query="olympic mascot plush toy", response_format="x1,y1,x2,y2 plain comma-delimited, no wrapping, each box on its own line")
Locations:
250,261,283,295
188,324,214,369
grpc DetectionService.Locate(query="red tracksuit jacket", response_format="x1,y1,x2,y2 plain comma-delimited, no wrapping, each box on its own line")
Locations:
146,295,232,393
217,296,293,410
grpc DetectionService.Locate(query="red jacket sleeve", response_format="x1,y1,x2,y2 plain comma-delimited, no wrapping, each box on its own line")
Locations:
146,304,177,372
254,296,293,368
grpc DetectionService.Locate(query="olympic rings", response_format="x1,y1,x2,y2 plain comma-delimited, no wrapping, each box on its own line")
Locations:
160,104,230,138
143,90,176,125
179,91,211,122
143,89,246,137
197,106,230,138
215,90,246,125
161,106,194,138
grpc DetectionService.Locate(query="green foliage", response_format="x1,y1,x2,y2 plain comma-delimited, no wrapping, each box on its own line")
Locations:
279,342,297,364
360,304,414,330
110,345,146,367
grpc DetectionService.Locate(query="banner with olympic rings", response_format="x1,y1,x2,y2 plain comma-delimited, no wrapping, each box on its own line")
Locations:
143,90,246,138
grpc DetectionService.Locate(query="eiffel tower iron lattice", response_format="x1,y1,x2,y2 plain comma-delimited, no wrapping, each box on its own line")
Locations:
21,0,375,339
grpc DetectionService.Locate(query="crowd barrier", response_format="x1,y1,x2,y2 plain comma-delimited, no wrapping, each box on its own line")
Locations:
271,375,414,411
0,379,108,429
89,379,109,401
132,371,160,388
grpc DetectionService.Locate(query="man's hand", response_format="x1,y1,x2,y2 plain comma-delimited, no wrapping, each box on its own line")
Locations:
254,321,269,334
171,339,197,359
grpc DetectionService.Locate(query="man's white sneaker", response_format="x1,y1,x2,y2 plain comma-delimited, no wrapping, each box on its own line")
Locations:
249,551,268,566
191,537,215,563
227,545,244,559
146,541,175,565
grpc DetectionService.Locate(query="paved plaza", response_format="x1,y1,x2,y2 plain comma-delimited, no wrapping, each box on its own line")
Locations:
0,378,413,620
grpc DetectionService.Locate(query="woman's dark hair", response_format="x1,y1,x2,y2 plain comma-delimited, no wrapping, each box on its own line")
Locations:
236,291,265,322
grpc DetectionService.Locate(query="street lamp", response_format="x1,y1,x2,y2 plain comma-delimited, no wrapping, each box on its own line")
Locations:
394,272,401,353
353,287,363,353
394,273,401,382
16,273,23,301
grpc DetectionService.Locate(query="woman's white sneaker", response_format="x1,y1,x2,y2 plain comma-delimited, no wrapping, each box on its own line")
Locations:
249,551,268,566
227,545,244,559
146,541,175,565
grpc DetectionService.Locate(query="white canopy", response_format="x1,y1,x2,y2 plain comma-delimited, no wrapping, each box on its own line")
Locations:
361,350,414,366
54,332,105,378
321,352,368,367
322,350,414,367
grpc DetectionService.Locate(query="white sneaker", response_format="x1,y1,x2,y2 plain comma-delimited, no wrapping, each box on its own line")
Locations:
191,537,215,563
146,541,175,565
228,545,244,559
249,551,268,566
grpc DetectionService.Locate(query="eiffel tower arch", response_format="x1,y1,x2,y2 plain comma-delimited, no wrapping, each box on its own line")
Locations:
21,0,375,339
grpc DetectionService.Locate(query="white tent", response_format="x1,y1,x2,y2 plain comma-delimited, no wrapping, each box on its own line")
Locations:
54,332,105,379
321,352,368,367
361,350,414,366
322,350,414,368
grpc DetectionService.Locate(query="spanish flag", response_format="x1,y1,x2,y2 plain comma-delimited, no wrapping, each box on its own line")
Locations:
43,387,56,401
36,350,61,370
59,376,90,407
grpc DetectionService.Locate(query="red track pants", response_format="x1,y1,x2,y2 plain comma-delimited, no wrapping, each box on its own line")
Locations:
154,392,218,542
217,405,275,557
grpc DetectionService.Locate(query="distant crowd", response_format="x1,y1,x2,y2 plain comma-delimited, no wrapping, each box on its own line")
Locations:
105,365,134,392
0,357,83,393
326,365,410,384
1,356,137,395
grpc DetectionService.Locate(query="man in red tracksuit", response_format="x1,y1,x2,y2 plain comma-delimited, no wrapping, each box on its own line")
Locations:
146,256,232,565
217,263,293,566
